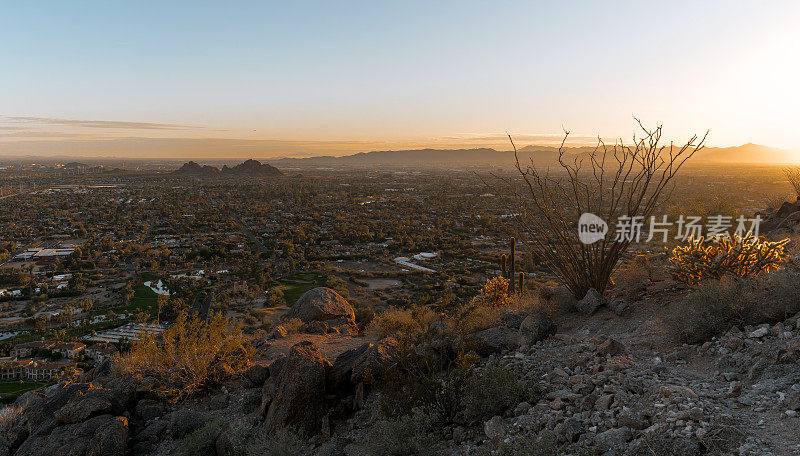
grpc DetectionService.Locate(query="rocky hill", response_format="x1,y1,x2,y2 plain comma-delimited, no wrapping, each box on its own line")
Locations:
173,159,282,177
2,279,798,456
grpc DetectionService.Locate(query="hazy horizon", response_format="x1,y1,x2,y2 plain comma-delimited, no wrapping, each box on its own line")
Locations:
2,1,800,159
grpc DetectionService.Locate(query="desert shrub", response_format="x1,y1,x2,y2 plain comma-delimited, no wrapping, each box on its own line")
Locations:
377,337,479,424
272,317,303,337
611,254,652,299
669,268,800,343
463,364,544,422
477,431,558,456
0,403,23,430
244,428,312,456
114,311,253,400
785,166,800,198
471,276,511,308
183,420,224,456
505,122,706,298
357,410,441,456
371,304,441,342
668,235,788,285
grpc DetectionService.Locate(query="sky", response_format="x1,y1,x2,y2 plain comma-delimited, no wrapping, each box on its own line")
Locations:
1,1,800,158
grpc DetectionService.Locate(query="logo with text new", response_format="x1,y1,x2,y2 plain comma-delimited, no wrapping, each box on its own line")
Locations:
578,213,608,244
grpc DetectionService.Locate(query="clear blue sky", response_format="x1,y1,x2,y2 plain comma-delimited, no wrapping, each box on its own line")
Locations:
1,1,799,157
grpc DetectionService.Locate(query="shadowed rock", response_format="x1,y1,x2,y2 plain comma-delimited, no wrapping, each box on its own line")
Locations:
262,341,328,435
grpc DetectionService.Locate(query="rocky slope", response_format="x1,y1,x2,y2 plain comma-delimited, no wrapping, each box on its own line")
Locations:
1,286,798,456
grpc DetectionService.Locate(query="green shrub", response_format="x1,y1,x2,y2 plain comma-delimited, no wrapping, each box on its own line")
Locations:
245,428,311,456
463,364,544,422
377,340,478,424
669,268,800,343
476,431,558,456
358,410,441,456
183,420,223,456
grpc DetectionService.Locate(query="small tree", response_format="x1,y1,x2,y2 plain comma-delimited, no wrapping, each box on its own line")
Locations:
783,166,800,199
114,311,253,401
506,120,707,298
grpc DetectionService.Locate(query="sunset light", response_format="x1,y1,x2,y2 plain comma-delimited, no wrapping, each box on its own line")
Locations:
1,3,799,455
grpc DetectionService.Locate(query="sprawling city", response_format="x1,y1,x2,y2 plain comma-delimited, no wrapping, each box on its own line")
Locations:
1,2,799,456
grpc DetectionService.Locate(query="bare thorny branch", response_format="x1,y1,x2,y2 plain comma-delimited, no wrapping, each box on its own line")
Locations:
497,121,707,298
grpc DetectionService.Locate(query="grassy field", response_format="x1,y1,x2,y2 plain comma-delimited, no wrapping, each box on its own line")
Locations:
271,272,326,306
0,382,43,403
118,283,159,315
0,382,42,395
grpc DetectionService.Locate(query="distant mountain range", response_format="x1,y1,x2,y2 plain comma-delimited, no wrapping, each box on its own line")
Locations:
265,143,798,167
173,159,283,177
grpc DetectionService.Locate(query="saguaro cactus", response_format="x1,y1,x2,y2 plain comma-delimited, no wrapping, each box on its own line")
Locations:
508,237,516,294
501,254,507,278
519,271,524,293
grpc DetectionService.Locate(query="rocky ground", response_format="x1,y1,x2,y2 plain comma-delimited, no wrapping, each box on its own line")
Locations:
1,284,798,456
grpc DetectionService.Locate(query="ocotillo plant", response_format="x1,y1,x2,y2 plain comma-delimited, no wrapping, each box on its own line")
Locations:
508,237,516,294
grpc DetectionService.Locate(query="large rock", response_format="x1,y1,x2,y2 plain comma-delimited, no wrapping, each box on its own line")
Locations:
595,426,632,452
167,409,205,439
14,414,128,456
788,390,800,411
53,388,116,424
575,288,603,315
287,287,355,324
466,326,520,355
518,312,557,345
242,363,270,388
5,383,95,449
330,338,398,391
263,341,328,435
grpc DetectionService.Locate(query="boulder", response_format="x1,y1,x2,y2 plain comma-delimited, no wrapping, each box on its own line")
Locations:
575,288,603,315
595,426,631,452
466,326,520,355
286,287,355,325
563,418,583,443
518,312,557,345
135,399,166,422
787,390,800,411
5,383,95,449
53,388,116,424
606,298,630,316
484,416,506,441
597,338,624,357
500,310,528,329
263,341,328,435
167,409,205,439
330,338,398,391
14,414,128,456
242,363,270,388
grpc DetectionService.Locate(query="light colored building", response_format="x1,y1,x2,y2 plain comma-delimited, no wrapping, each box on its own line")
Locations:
84,343,118,364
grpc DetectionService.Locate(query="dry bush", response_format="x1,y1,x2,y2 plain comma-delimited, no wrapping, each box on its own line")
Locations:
114,312,253,401
668,234,788,285
503,121,707,299
762,192,792,213
462,363,544,422
668,268,800,343
611,254,653,299
370,305,442,342
357,410,441,456
470,276,512,308
272,317,303,337
784,166,800,198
